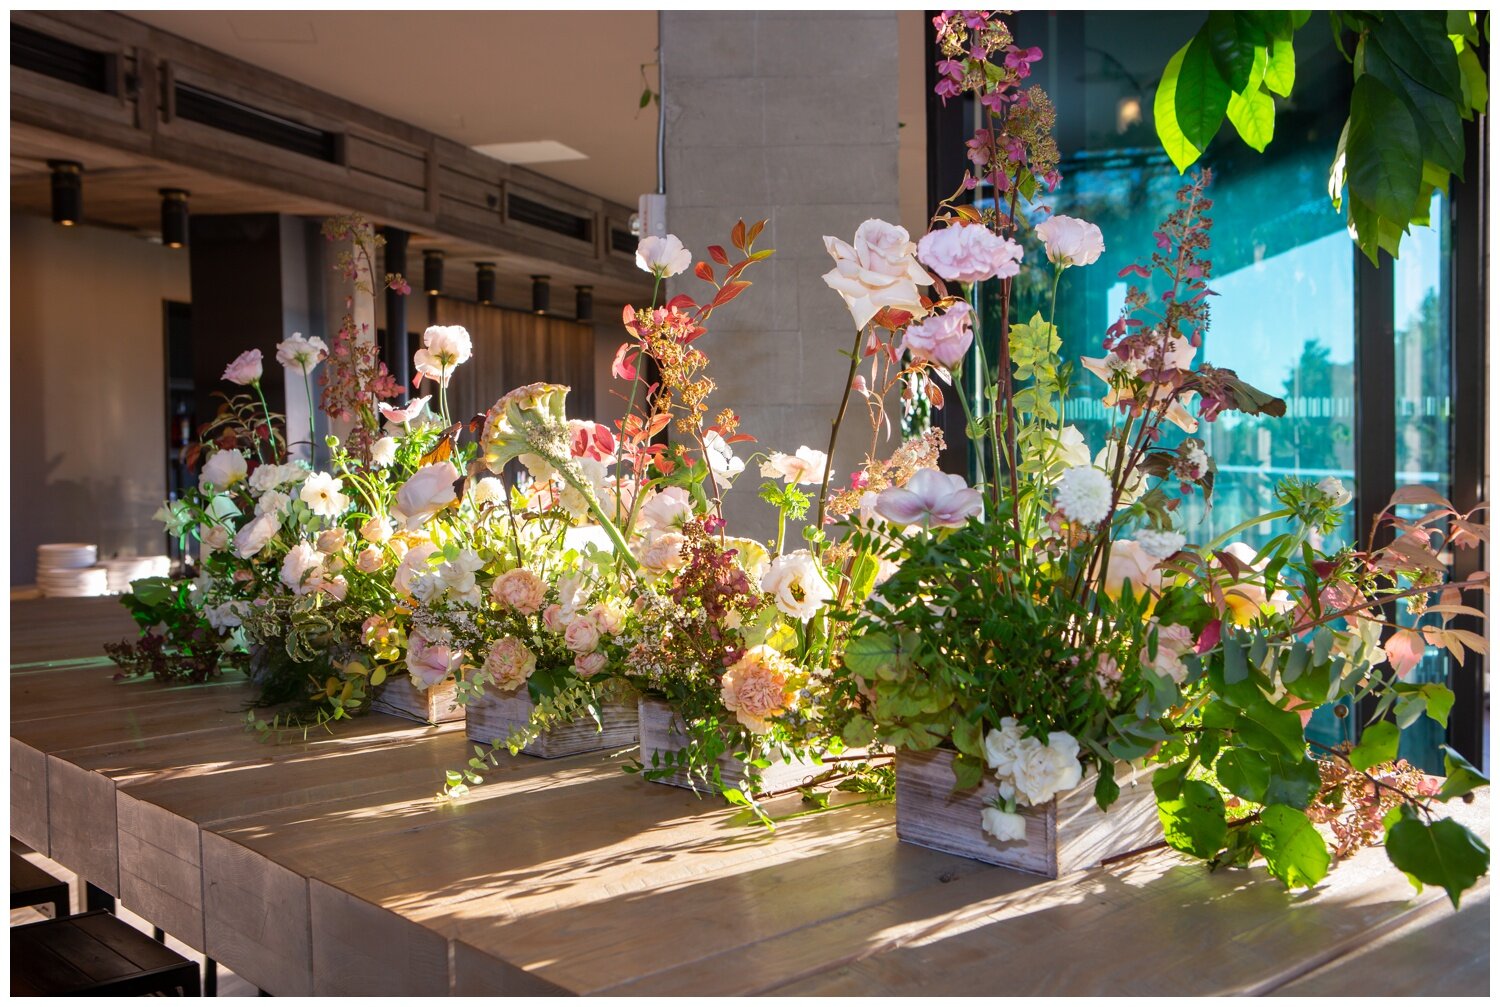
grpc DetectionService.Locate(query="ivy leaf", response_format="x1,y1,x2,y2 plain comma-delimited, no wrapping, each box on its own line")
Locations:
1436,745,1489,802
1174,33,1234,153
1155,42,1204,172
1251,804,1331,889
1227,85,1276,152
1346,74,1424,224
1349,720,1401,771
1385,810,1490,907
1157,779,1229,859
1217,748,1270,803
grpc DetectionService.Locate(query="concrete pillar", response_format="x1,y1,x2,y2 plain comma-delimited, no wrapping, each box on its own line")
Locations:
661,11,902,540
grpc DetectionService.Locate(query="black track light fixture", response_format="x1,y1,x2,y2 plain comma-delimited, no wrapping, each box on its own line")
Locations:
48,160,82,226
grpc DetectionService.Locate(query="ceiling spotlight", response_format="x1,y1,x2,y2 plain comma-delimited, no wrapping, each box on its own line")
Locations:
531,275,550,316
575,285,593,323
48,160,82,226
160,189,190,249
476,262,496,305
423,250,445,296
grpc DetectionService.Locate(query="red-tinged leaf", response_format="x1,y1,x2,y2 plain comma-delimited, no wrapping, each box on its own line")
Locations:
1387,485,1452,509
646,414,672,437
1119,264,1152,279
1214,549,1246,579
1197,618,1223,655
928,382,944,409
708,245,730,265
1385,628,1427,679
731,219,747,251
612,343,639,381
872,306,915,331
726,433,756,444
954,205,983,223
747,219,766,245
1450,518,1487,548
666,293,698,312
712,280,751,308
695,261,716,283
655,456,676,475
724,259,749,279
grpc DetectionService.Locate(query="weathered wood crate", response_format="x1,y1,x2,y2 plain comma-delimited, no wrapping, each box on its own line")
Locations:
895,747,1161,878
637,697,829,796
466,687,638,759
371,674,463,725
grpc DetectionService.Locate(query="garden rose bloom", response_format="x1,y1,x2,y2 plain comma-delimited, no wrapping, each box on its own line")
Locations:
542,603,566,633
1141,621,1196,684
981,806,1027,843
483,636,537,692
822,219,933,330
589,601,626,636
720,645,796,734
394,462,460,528
406,631,461,689
491,568,547,615
873,468,983,529
370,437,398,467
316,527,347,554
300,472,350,519
916,224,1023,283
378,396,432,427
636,530,687,574
984,717,1083,806
639,486,693,530
275,333,328,375
1054,465,1113,525
280,541,325,594
635,233,692,278
221,349,263,386
1053,425,1091,470
413,325,472,387
233,512,279,558
249,462,304,493
761,550,834,622
355,545,384,574
319,575,349,601
901,301,974,369
1035,215,1105,267
563,615,602,654
199,449,247,491
360,515,393,544
1103,539,1164,597
199,524,230,553
393,541,439,596
574,650,608,678
759,446,829,486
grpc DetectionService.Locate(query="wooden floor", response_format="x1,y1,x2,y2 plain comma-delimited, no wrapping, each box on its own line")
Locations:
8,597,1491,995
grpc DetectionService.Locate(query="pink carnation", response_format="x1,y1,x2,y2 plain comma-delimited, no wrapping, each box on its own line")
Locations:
916,224,1023,284
900,301,974,370
491,568,547,615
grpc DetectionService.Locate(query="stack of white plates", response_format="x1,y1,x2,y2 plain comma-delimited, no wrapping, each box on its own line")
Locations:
102,555,171,594
37,543,107,597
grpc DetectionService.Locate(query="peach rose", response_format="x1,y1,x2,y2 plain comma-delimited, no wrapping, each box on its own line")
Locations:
491,568,547,615
636,530,687,575
720,645,796,734
355,545,384,574
316,527,347,554
563,615,602,654
574,651,608,678
483,637,536,692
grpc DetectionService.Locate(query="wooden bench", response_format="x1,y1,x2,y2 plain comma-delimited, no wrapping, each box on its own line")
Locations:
10,852,67,919
11,910,201,996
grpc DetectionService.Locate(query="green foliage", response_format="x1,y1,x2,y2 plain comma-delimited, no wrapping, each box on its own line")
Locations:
1157,777,1229,859
1155,10,1487,262
1249,804,1330,889
1385,807,1490,907
1348,720,1400,771
1435,746,1488,802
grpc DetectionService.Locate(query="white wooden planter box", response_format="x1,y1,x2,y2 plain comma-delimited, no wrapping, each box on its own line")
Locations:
637,697,829,796
895,747,1161,878
466,687,638,759
370,674,463,726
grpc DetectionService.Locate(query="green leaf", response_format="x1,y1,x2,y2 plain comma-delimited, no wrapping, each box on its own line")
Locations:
1457,46,1488,116
1350,720,1401,771
1204,11,1263,92
1251,804,1331,888
843,630,899,680
1227,85,1276,152
1222,633,1250,685
1366,12,1464,103
1423,683,1455,728
1155,42,1205,172
1217,748,1270,803
1158,779,1229,859
1385,811,1490,907
951,716,984,760
950,752,985,792
1347,74,1424,223
1361,40,1467,177
1262,752,1322,808
1175,32,1234,152
1436,745,1489,802
1094,761,1120,811
1264,37,1296,96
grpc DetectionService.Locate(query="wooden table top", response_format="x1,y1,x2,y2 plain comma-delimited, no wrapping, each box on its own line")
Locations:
8,598,1490,995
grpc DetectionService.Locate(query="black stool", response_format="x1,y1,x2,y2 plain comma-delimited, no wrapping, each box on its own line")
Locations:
11,910,201,995
10,853,68,919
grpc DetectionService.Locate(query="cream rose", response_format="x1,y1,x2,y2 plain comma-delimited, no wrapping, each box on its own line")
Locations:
980,806,1028,843
360,515,393,544
563,615,602,654
395,462,460,529
233,512,279,559
355,545,384,574
279,541,325,595
822,219,933,330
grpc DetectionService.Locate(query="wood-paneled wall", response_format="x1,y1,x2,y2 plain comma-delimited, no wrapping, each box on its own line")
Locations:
428,298,596,427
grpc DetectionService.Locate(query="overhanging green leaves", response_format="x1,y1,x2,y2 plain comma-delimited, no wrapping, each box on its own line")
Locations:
1251,804,1331,888
1385,810,1490,907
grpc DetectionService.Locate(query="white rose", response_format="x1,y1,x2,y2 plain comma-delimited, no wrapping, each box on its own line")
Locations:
233,512,280,559
980,806,1028,843
280,541,326,595
255,490,291,518
200,525,230,553
299,472,350,519
1009,731,1084,807
760,550,834,622
395,462,460,529
199,449,248,491
822,219,933,330
983,718,1028,777
370,437,398,467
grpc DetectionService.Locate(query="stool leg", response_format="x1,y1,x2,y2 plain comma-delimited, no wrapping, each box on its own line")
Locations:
84,882,115,914
204,958,218,997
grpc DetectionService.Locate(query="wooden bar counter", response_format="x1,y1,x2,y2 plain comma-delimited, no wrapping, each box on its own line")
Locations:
8,598,1490,995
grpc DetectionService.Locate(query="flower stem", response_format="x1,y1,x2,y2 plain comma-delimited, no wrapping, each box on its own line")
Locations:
816,323,868,532
304,374,317,464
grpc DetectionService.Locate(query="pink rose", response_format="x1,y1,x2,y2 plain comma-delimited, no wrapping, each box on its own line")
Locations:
822,219,933,330
318,575,348,602
563,615,602,654
316,527,347,554
589,602,624,636
720,645,795,734
355,545,384,574
542,604,566,633
483,637,536,692
406,631,461,688
900,301,974,370
221,349,263,386
573,651,608,678
1035,215,1104,268
491,568,547,615
916,223,1023,283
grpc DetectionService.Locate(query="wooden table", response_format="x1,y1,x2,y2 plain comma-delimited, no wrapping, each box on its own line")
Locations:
8,598,1490,995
